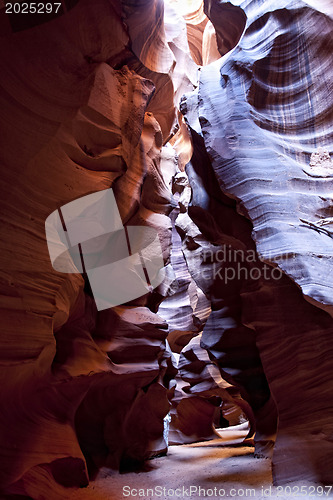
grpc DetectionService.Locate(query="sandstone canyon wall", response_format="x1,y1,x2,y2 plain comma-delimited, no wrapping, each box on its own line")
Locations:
0,0,333,497
185,0,333,484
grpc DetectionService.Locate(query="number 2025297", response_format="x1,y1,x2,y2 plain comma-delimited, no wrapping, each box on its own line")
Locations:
5,3,62,14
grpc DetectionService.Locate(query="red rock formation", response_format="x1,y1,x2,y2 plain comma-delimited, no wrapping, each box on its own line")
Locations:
168,0,208,66
0,1,183,496
169,333,255,445
182,0,333,485
1,0,333,494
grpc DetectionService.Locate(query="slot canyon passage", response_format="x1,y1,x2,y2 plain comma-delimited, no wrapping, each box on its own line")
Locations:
1,0,333,498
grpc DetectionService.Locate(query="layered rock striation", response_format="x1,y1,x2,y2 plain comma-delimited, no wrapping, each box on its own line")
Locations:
1,0,333,495
181,0,333,485
0,0,185,496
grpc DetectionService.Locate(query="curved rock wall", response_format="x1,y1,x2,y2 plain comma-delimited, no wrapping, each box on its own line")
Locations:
183,0,333,485
1,0,333,495
0,1,187,496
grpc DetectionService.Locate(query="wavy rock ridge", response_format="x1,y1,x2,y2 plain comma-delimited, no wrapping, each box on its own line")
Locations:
182,0,333,485
0,1,185,496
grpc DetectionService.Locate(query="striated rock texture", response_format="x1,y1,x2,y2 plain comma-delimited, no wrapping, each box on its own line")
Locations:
1,0,333,495
174,122,278,457
0,0,191,497
166,0,221,66
159,158,256,447
169,332,256,445
180,0,333,485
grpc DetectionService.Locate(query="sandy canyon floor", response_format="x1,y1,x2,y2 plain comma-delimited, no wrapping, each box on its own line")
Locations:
69,425,329,500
